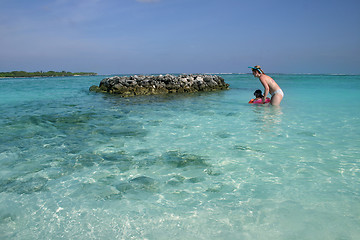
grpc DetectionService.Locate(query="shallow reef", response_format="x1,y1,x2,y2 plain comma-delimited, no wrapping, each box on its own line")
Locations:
89,74,229,97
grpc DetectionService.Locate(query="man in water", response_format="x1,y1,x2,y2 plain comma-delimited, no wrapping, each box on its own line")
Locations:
249,65,284,106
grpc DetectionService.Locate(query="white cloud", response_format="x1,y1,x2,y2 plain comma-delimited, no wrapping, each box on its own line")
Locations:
49,0,103,25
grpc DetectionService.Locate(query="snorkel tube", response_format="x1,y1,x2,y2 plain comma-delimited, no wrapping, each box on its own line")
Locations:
248,66,262,74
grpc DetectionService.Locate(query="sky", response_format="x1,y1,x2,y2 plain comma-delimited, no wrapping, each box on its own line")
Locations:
1,0,360,74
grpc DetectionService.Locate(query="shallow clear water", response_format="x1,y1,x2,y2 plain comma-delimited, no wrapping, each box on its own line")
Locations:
0,74,359,239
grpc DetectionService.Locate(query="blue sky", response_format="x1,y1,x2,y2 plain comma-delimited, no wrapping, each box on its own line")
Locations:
1,0,359,74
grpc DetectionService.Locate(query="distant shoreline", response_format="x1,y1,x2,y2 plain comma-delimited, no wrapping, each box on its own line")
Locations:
0,71,97,78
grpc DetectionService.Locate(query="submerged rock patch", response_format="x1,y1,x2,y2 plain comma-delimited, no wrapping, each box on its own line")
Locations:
160,150,209,168
90,74,229,97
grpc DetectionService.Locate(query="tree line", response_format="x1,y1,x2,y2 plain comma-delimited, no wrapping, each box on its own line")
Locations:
0,71,97,78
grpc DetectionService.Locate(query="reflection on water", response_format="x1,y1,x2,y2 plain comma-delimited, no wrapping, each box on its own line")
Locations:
251,105,284,135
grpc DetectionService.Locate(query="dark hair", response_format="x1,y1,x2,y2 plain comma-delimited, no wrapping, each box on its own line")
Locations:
254,89,263,98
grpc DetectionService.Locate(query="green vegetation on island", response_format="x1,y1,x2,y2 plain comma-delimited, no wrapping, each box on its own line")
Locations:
0,71,97,78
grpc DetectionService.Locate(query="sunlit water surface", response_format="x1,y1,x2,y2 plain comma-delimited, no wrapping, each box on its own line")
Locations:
0,74,359,239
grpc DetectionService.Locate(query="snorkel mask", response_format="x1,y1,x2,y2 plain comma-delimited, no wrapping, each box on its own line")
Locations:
248,66,262,74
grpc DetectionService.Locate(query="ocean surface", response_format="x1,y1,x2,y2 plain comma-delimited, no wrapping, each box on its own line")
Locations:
0,74,359,239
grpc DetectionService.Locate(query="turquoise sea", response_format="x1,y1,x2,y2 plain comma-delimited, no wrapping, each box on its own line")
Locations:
0,74,359,239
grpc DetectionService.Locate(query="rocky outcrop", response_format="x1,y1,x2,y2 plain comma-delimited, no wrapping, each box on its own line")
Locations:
89,74,229,97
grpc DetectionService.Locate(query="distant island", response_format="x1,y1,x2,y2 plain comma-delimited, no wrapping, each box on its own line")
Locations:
0,71,97,78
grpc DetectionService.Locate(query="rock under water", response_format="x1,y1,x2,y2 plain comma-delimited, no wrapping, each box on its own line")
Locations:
89,74,229,97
